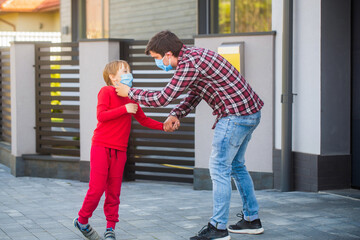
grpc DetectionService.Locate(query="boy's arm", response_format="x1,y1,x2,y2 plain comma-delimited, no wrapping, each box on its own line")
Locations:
133,104,164,131
97,88,128,122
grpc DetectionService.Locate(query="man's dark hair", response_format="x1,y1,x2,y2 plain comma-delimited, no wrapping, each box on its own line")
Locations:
145,30,183,57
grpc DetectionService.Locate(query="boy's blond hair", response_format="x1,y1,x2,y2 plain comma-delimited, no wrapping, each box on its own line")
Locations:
103,60,131,86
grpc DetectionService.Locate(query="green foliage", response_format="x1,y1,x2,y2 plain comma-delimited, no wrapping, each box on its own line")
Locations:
218,0,272,33
219,0,231,33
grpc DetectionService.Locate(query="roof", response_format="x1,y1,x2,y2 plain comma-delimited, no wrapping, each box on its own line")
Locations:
0,0,59,12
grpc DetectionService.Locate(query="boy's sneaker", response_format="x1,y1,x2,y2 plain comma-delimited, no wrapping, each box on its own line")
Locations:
104,228,116,240
73,218,101,240
228,212,264,234
190,223,231,240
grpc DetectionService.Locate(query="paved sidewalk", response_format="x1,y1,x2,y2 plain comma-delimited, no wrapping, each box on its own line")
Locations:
0,163,360,240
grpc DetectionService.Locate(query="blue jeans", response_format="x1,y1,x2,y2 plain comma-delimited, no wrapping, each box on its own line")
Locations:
209,111,261,230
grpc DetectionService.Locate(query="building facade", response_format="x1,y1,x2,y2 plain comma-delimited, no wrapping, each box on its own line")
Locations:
1,0,358,192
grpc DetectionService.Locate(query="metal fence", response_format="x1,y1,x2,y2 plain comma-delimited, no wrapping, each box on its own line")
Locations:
34,42,80,156
126,39,195,183
0,47,11,143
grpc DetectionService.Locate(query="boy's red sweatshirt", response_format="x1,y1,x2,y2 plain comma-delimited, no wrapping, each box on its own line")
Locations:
92,86,163,151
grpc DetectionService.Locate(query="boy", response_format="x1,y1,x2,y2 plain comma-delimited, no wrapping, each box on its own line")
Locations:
74,60,164,240
116,31,264,240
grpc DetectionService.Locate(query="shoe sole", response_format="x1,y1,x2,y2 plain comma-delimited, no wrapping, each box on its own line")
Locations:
227,227,264,235
212,236,231,240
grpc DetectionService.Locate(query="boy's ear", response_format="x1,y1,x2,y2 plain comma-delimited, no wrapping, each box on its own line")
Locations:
109,74,115,81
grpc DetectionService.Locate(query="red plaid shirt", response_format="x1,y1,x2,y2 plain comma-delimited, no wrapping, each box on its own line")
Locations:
128,45,264,128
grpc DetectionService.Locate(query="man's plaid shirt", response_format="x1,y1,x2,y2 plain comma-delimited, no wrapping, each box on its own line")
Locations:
128,45,264,128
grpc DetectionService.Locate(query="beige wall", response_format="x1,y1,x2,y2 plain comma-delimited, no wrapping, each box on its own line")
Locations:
0,12,60,32
194,33,275,173
109,0,197,39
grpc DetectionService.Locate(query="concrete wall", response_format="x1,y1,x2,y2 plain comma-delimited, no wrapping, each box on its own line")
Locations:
79,40,121,162
273,0,321,155
109,0,197,39
194,33,275,189
10,43,37,157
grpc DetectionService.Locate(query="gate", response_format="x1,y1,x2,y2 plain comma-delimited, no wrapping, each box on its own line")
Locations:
0,47,11,144
126,39,195,183
34,42,80,156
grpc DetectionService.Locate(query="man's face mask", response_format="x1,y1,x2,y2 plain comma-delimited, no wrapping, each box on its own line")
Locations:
120,73,133,87
155,54,173,72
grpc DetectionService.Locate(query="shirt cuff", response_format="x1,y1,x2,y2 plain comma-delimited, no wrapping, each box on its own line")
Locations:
169,111,180,119
128,88,135,100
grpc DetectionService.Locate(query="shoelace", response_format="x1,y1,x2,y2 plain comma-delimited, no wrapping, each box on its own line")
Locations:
104,228,115,239
236,212,244,219
197,224,210,235
76,221,90,233
83,225,90,233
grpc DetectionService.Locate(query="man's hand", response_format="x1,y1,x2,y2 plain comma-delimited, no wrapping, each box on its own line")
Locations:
125,103,138,114
115,83,130,97
163,115,180,132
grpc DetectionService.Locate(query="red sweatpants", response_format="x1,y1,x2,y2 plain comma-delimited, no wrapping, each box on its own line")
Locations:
78,145,127,229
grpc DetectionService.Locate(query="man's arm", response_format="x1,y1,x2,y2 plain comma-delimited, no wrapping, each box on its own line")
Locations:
162,90,201,132
116,62,199,107
169,90,202,119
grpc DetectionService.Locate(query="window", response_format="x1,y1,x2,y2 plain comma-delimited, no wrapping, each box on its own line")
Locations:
198,0,272,34
85,0,109,39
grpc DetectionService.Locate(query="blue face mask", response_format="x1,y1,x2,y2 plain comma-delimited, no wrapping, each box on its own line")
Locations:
120,73,133,87
155,55,173,72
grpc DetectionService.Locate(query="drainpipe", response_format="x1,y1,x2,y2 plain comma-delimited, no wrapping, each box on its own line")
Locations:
0,18,16,31
281,0,294,192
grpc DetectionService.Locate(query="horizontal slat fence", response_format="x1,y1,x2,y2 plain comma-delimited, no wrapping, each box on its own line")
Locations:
126,39,195,183
35,42,80,156
0,47,11,144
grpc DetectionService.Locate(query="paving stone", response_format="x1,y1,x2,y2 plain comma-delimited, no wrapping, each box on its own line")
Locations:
0,163,360,240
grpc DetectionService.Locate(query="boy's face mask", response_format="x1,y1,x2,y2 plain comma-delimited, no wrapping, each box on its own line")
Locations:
155,55,173,72
120,73,133,87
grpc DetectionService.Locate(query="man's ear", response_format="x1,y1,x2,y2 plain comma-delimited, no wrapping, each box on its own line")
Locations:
166,51,173,57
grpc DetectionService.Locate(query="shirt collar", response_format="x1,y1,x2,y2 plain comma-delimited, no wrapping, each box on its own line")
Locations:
177,44,187,63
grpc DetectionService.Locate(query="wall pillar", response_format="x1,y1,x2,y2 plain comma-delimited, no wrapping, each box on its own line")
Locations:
79,39,122,181
10,42,37,176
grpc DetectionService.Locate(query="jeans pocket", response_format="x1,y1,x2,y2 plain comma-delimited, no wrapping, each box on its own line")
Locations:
229,118,259,147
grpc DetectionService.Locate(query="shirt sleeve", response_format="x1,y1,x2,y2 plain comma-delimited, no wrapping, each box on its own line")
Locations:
133,104,164,131
169,90,202,119
97,88,128,122
128,61,199,107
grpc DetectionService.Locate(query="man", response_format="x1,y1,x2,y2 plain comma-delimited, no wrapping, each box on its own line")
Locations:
116,30,264,240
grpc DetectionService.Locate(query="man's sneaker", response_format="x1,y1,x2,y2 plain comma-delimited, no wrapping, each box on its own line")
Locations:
190,223,231,240
104,228,116,240
228,212,264,234
73,218,101,240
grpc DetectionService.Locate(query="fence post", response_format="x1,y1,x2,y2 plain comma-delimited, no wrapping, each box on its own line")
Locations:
79,39,121,182
10,42,37,176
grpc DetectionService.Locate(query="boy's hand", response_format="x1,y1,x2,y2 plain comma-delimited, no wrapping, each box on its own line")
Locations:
164,116,180,132
115,83,130,97
125,103,138,114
